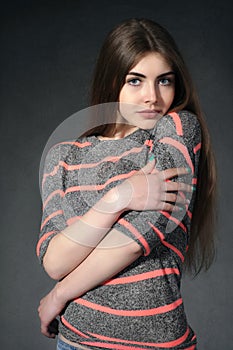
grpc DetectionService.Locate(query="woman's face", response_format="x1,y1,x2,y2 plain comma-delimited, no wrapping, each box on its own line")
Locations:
118,52,175,130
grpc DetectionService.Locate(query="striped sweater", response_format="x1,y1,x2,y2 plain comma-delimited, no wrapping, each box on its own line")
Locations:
37,110,201,349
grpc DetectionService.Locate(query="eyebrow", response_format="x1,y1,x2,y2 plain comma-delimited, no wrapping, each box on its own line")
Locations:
127,71,175,79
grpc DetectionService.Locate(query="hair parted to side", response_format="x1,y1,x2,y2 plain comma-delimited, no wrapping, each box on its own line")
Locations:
88,18,217,275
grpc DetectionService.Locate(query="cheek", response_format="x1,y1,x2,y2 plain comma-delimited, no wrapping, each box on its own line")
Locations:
118,90,124,103
119,86,136,103
164,88,175,107
119,89,129,103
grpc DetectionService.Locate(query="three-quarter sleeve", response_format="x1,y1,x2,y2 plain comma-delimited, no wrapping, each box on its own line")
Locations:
112,110,201,262
36,143,68,264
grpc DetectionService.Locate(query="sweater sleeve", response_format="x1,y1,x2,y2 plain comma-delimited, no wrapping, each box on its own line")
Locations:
112,110,201,261
36,143,70,264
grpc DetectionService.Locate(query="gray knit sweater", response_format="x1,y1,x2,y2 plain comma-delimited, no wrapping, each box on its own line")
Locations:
37,110,201,349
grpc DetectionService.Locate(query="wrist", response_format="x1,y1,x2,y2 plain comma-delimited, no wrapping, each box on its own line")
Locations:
54,277,87,303
53,282,68,306
94,186,127,214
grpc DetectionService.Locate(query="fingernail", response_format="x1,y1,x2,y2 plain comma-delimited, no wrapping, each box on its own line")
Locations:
185,167,191,173
149,153,155,161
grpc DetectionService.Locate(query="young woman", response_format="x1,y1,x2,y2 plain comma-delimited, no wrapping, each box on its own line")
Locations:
37,18,217,349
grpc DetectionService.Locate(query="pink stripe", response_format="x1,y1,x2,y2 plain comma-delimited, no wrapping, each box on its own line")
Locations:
162,241,185,262
144,139,154,152
42,163,60,187
40,210,63,230
66,216,81,226
81,342,147,350
193,142,201,154
42,140,92,186
118,218,151,256
65,170,137,193
60,316,90,338
42,160,90,187
103,267,180,285
160,211,187,233
59,141,92,147
43,169,138,202
43,189,64,209
82,343,195,350
159,137,194,174
149,223,184,262
185,346,196,350
42,146,143,187
82,327,190,349
74,297,183,316
36,230,56,256
94,146,143,164
169,112,183,136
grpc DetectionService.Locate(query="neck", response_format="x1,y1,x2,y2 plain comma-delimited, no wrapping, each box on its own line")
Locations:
98,125,139,140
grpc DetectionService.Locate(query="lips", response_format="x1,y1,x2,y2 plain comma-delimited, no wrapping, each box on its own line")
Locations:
137,109,162,119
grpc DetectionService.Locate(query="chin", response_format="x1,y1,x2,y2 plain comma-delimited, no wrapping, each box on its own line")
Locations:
138,120,158,130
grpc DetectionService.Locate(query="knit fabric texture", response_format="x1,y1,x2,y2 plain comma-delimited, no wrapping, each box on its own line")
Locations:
37,110,201,349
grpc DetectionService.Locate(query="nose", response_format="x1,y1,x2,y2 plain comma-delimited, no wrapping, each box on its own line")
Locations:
143,83,158,104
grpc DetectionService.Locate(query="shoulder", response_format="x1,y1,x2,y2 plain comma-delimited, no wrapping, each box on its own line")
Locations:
43,137,94,171
155,110,201,142
157,110,200,130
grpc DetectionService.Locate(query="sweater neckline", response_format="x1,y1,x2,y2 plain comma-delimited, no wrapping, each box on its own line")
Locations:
90,128,151,144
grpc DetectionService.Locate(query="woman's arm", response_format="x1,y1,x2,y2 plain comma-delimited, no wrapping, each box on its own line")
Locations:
37,141,130,279
42,157,190,280
38,228,142,337
110,111,201,258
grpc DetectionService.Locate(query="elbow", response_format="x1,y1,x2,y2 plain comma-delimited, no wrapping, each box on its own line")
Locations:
128,240,143,257
44,269,62,281
43,253,64,281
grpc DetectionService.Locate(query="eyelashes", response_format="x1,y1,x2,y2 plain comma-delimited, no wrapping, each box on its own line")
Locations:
126,76,175,87
127,78,141,86
158,77,174,86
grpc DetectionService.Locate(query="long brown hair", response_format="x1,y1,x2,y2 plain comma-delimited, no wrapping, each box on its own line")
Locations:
88,18,217,274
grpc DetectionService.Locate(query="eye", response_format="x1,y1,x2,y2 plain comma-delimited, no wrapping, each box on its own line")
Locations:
127,78,141,86
158,78,170,86
158,77,174,86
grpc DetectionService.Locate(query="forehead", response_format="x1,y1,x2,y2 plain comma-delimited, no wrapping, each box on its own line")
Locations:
129,52,172,75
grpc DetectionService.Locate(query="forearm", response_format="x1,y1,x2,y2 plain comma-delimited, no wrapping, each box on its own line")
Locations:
38,230,142,338
43,187,125,280
53,230,142,303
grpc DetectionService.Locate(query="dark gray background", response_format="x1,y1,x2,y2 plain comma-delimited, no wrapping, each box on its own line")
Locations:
1,0,233,349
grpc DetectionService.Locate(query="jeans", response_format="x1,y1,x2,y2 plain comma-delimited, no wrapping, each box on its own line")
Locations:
57,336,197,350
56,337,90,350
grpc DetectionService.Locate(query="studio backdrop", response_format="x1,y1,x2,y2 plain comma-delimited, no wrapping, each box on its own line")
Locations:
1,1,232,349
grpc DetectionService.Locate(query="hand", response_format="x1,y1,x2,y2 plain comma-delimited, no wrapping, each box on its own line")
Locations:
38,285,65,338
116,156,192,212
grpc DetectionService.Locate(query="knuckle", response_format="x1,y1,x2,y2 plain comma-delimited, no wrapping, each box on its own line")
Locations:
167,203,173,211
172,194,177,202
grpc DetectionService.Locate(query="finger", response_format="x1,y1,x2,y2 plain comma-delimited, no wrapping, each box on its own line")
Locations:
159,167,191,181
159,202,174,212
161,193,188,205
150,168,160,175
165,181,193,193
41,323,55,338
138,157,156,175
160,202,186,213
